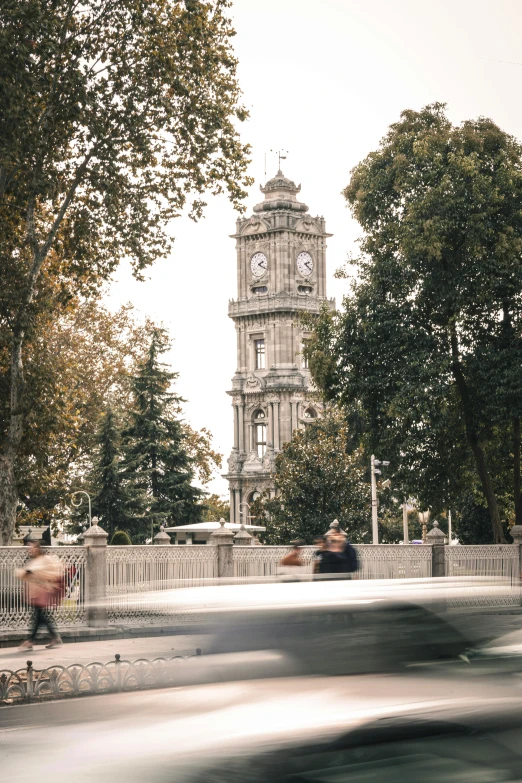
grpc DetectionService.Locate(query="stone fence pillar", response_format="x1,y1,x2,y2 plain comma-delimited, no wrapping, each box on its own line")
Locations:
234,524,253,546
83,522,108,627
211,518,234,578
153,526,171,545
426,521,446,577
510,525,522,582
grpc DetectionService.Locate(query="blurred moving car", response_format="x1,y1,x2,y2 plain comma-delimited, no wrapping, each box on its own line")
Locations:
3,579,522,782
109,577,516,683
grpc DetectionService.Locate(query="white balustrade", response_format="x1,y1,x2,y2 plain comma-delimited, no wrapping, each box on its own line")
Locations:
1,542,520,630
0,546,86,629
106,545,218,623
445,545,520,606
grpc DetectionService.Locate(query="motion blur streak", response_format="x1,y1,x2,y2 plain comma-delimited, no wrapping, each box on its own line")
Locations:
2,579,522,782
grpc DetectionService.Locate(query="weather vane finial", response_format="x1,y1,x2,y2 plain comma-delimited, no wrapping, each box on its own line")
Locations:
270,149,288,173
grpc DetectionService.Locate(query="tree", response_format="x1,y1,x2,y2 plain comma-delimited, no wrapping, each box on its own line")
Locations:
253,411,369,544
200,493,230,522
309,104,522,542
122,328,203,541
11,300,156,528
0,0,250,542
181,426,222,486
91,407,145,539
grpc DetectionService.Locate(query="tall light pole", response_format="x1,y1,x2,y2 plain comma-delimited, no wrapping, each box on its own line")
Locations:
402,503,409,544
402,500,416,544
371,455,390,544
71,490,92,527
239,502,251,526
418,510,430,544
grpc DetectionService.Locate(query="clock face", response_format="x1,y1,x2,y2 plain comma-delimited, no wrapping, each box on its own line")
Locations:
297,251,313,277
251,252,268,278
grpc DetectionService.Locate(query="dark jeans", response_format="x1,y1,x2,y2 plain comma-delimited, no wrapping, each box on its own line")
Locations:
29,606,57,641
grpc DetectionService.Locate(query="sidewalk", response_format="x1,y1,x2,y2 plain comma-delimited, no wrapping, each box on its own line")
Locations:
0,621,200,648
0,632,208,672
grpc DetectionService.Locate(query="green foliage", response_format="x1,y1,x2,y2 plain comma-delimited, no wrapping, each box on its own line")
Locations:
253,410,370,544
121,328,203,542
12,301,155,528
310,103,522,542
453,492,511,544
200,493,230,522
0,0,251,542
110,530,132,546
91,408,146,539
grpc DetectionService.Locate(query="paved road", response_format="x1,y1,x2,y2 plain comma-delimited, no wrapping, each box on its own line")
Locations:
0,607,519,672
0,633,209,671
445,608,521,645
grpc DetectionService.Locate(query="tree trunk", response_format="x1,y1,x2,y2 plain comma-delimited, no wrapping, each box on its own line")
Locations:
514,418,522,526
0,453,18,545
450,324,505,543
0,321,26,544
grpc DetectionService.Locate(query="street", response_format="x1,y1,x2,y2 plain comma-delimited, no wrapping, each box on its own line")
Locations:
0,607,519,674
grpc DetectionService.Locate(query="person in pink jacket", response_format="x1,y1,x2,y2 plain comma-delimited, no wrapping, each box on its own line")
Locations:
16,541,63,650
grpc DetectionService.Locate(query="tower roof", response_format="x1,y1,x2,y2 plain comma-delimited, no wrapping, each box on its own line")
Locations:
262,170,300,194
254,169,309,213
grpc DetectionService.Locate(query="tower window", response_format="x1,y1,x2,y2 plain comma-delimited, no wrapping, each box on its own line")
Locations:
253,410,267,458
254,339,265,369
298,285,312,295
252,286,268,295
302,340,310,370
304,407,317,419
255,423,267,458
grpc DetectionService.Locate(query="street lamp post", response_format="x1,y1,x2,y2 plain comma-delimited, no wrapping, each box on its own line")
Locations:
418,510,430,544
371,455,390,545
401,500,416,545
239,502,251,526
71,490,92,528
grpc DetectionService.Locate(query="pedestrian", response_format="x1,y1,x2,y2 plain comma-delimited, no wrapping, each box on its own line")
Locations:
317,532,348,576
342,537,359,577
16,541,64,651
278,539,307,579
313,535,327,575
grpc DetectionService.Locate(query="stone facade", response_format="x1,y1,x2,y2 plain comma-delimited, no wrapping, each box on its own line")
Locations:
225,171,335,523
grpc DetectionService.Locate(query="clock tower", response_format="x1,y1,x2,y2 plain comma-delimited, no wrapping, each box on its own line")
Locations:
225,171,335,523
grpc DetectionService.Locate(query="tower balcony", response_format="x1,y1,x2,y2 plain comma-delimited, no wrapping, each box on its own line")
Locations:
228,293,335,319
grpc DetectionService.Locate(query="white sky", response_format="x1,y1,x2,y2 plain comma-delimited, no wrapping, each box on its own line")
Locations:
106,0,522,498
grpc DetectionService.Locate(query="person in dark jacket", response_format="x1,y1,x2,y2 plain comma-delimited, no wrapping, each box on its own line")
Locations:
318,533,348,575
343,539,359,575
318,533,359,577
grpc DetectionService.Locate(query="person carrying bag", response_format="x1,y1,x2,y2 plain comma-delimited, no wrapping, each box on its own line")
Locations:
16,541,64,650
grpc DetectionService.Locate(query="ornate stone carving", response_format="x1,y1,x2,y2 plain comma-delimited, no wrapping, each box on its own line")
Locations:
227,449,242,473
262,446,276,471
243,451,264,472
245,373,263,391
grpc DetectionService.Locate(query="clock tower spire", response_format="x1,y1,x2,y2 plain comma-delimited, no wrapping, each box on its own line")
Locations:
225,171,335,525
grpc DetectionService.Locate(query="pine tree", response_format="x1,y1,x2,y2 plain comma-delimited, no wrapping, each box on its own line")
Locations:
122,328,203,542
91,407,142,538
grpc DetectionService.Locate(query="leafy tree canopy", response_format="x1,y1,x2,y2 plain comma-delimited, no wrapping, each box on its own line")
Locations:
0,0,250,542
253,409,370,544
309,104,522,542
200,493,230,522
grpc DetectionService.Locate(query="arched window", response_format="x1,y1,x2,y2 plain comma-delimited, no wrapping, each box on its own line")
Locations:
253,410,267,458
303,407,317,420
